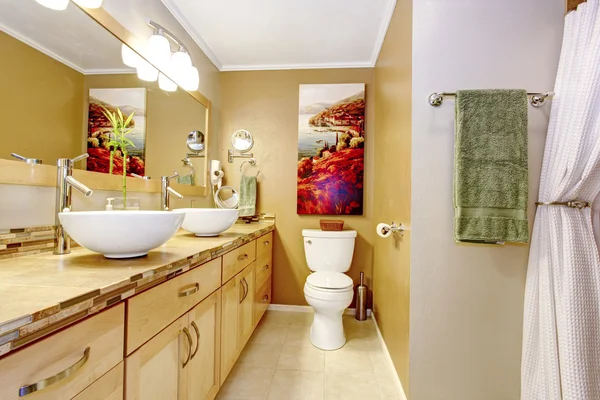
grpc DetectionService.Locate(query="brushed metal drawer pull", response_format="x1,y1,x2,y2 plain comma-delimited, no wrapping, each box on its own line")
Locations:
182,327,193,368
262,295,269,302
239,278,245,304
190,321,200,360
19,347,90,397
261,265,269,271
179,283,200,297
263,241,270,246
238,254,248,261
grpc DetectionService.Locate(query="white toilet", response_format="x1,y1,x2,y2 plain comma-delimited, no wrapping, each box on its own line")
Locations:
303,229,356,350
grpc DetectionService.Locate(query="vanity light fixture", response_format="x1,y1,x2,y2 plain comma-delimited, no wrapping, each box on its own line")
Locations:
35,0,69,11
146,29,171,68
72,0,103,8
159,73,177,92
136,58,159,82
121,44,143,68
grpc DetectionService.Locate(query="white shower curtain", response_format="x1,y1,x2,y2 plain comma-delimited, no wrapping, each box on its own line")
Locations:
522,1,600,399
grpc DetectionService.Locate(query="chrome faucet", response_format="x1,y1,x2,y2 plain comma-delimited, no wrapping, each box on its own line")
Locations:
161,172,183,211
54,153,93,255
11,153,42,165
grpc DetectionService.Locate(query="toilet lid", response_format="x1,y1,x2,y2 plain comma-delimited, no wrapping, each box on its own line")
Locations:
306,272,353,290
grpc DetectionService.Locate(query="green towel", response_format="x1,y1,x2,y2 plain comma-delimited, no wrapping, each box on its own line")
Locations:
177,174,195,185
239,175,257,217
454,89,529,243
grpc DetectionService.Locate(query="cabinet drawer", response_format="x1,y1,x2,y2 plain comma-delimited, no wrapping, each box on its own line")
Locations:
254,279,271,325
72,362,123,400
256,232,273,259
254,252,272,290
127,258,221,354
0,304,124,400
222,241,256,283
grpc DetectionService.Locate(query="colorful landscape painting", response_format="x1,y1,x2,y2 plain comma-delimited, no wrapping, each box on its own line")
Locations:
86,88,146,176
297,83,365,215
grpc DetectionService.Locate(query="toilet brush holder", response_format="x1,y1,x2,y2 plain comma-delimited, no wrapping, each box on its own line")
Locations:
356,272,368,321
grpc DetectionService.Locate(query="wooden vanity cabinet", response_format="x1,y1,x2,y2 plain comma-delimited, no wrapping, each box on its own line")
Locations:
125,290,221,400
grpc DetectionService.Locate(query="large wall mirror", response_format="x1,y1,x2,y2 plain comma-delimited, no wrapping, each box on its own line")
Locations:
0,0,209,189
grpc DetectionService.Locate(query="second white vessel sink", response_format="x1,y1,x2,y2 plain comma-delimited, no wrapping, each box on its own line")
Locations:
173,208,239,237
59,210,184,258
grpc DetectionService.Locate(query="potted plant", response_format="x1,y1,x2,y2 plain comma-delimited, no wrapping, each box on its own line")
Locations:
101,106,136,209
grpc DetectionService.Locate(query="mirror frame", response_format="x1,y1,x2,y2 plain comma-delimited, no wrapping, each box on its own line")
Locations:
0,3,211,197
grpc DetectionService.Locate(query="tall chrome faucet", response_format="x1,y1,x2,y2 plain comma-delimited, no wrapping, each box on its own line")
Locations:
161,172,183,211
54,153,93,255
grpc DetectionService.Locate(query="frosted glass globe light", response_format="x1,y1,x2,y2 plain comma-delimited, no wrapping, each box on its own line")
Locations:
73,0,103,8
159,73,177,92
121,44,143,68
137,59,158,82
146,33,171,69
35,0,70,10
181,66,199,91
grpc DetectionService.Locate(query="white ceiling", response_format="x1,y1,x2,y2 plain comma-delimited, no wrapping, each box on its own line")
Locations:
0,0,133,74
161,0,397,71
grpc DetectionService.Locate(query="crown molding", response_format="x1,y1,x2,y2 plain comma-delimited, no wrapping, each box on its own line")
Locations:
0,22,86,74
84,68,136,75
1,22,137,76
160,0,223,71
371,0,397,67
220,61,374,72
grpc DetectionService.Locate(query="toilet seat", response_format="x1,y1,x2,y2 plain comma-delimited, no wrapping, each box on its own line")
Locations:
306,272,353,292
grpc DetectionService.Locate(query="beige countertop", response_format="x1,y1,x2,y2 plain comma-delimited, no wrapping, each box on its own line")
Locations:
0,221,274,357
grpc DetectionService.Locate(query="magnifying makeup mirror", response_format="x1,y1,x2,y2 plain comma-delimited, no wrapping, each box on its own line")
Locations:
231,129,254,153
187,130,205,154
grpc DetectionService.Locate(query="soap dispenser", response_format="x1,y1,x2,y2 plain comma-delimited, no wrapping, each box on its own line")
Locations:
106,198,115,211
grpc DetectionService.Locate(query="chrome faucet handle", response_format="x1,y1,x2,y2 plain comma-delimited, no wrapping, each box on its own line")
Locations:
11,153,42,165
166,171,179,181
167,186,184,199
131,173,151,180
70,153,89,164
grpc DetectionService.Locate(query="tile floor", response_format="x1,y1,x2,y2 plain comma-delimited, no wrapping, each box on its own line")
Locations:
217,310,401,400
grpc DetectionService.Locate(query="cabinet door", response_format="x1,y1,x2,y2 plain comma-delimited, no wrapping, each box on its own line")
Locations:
185,290,221,400
238,263,255,348
220,277,240,385
126,316,189,400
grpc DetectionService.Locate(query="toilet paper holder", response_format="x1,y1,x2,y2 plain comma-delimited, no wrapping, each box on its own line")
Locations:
380,222,405,236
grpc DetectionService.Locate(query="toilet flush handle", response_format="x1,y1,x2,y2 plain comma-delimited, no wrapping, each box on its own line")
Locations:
306,240,312,245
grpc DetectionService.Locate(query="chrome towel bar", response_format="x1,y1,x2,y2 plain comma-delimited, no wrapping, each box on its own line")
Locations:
428,91,555,108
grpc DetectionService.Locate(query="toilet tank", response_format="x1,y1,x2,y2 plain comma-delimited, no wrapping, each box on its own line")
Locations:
302,229,357,272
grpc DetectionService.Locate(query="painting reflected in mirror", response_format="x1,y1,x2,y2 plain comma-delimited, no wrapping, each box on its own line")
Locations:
0,0,208,187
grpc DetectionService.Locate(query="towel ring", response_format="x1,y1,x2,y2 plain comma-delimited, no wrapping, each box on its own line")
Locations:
240,158,260,177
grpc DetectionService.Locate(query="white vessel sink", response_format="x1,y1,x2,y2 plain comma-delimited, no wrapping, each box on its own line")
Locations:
59,211,184,258
173,208,239,237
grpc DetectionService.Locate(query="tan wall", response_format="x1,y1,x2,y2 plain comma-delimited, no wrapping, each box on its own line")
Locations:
84,74,208,192
0,31,84,163
409,1,564,399
372,0,412,393
219,69,375,305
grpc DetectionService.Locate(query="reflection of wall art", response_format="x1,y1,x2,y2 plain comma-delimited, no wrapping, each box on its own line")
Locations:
86,88,147,176
297,83,365,215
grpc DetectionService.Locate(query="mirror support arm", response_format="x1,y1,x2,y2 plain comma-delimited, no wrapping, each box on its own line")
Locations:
227,149,254,163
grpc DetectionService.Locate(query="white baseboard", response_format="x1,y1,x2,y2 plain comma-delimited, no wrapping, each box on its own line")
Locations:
267,304,372,317
371,313,408,400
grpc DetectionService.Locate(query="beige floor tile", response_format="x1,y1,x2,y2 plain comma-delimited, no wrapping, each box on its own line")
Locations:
325,348,375,375
237,342,282,368
249,323,288,345
259,310,292,326
377,376,402,400
369,351,393,377
324,373,382,400
218,365,274,400
284,326,312,347
277,344,325,372
344,328,382,351
343,315,376,331
266,370,324,400
289,311,314,326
